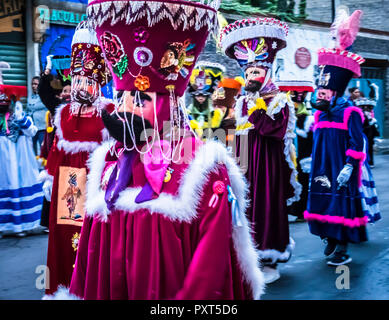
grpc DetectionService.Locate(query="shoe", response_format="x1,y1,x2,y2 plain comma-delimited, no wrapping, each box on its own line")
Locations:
370,164,375,168
294,217,306,223
15,232,27,238
43,228,49,233
262,266,281,284
327,252,352,266
323,238,337,258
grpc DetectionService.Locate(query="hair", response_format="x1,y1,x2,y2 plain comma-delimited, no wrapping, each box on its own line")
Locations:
32,76,40,82
349,87,359,94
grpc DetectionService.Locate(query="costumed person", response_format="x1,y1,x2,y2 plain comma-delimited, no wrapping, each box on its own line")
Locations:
187,61,225,138
220,18,302,284
355,96,380,167
44,21,113,294
305,8,380,265
211,77,242,149
0,80,43,238
276,80,315,222
45,0,265,300
38,55,72,231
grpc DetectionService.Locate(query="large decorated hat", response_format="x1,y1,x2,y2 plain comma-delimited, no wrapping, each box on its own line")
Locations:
70,21,108,87
275,80,315,93
219,17,289,70
317,7,365,95
188,61,226,96
87,0,220,96
212,78,242,108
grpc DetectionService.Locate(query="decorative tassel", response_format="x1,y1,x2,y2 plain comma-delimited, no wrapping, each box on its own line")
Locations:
227,185,243,227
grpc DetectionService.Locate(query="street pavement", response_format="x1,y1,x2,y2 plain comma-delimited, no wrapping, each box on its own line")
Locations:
1,154,388,300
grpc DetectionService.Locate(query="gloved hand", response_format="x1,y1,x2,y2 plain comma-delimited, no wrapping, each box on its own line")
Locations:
43,179,53,202
46,55,54,71
14,101,25,121
300,157,312,174
337,164,353,189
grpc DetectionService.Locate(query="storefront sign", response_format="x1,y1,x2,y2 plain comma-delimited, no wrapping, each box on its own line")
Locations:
37,6,87,26
295,47,311,69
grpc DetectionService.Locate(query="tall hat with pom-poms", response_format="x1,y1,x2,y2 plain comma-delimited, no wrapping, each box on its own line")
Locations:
317,6,365,96
219,17,289,71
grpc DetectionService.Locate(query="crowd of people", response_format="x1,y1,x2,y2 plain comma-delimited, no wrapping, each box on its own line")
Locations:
0,0,382,300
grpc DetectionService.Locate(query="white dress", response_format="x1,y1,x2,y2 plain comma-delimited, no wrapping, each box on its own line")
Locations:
0,112,43,233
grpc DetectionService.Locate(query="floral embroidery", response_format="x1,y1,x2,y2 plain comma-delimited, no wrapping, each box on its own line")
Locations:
134,27,149,43
100,31,128,79
134,75,150,91
159,39,196,81
133,47,153,67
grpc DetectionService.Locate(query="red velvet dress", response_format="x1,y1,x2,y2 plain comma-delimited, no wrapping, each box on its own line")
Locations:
45,103,113,294
67,138,265,300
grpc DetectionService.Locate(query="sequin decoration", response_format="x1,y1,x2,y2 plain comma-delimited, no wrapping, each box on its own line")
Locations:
133,47,153,67
134,75,150,91
134,27,150,44
71,232,81,252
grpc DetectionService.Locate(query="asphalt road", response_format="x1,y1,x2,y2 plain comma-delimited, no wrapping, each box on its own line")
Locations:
0,154,388,300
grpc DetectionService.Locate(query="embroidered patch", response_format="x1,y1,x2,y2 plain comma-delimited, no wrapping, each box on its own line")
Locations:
133,47,153,67
314,175,331,189
158,39,196,80
134,75,150,91
57,167,87,227
100,31,128,80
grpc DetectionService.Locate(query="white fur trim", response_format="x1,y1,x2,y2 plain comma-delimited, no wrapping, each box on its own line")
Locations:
42,286,82,300
258,237,296,264
54,103,105,155
304,115,315,133
234,95,254,136
86,140,265,299
38,170,53,184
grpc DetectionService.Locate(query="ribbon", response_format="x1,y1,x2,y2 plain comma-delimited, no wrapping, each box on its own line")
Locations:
227,185,243,227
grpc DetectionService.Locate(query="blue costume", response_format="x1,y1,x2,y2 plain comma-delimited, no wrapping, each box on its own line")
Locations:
306,98,370,243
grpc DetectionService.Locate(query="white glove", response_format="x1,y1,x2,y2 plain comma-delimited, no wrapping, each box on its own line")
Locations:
300,157,312,174
43,179,53,202
14,101,24,121
337,164,353,189
46,55,54,71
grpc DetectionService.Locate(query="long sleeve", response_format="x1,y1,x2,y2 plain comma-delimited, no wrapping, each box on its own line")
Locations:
17,115,38,137
38,73,61,115
175,168,235,300
248,105,289,140
346,110,365,167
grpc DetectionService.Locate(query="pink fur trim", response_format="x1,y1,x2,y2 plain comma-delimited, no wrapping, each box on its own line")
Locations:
304,211,368,228
318,49,364,77
5,112,10,134
314,107,364,131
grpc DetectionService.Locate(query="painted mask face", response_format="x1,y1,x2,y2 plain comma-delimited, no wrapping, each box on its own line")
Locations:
72,75,99,105
292,91,308,104
194,95,207,104
119,91,156,127
316,88,334,102
245,66,267,92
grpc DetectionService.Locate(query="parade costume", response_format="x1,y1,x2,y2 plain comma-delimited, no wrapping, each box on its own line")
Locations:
277,80,315,220
38,55,72,229
44,0,265,300
220,18,301,282
188,61,226,137
44,22,113,294
0,83,43,235
305,8,380,265
212,77,242,148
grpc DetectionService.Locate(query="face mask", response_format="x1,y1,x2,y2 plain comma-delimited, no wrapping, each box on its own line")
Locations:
310,99,331,112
